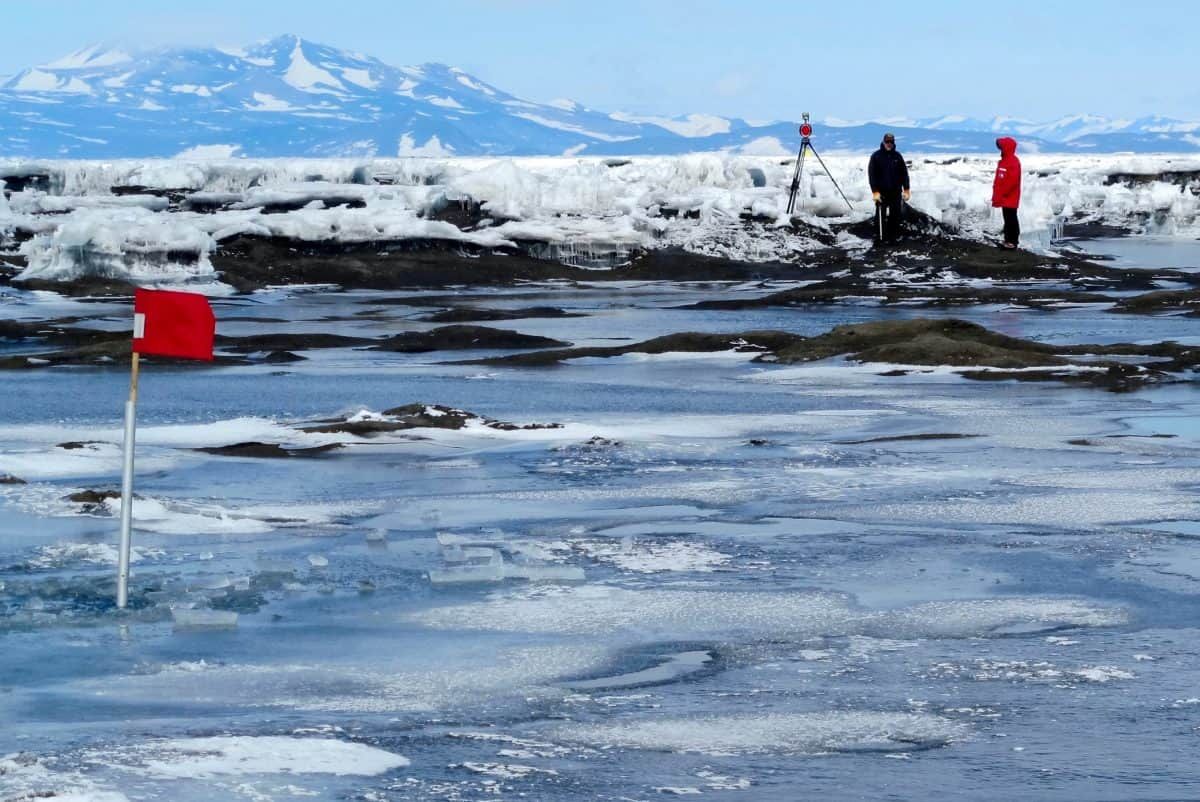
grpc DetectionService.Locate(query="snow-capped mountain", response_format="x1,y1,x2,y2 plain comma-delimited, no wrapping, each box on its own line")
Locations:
1,35,1196,159
916,113,1200,145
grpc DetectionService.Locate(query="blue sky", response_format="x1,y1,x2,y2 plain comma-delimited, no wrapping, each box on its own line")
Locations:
2,0,1196,121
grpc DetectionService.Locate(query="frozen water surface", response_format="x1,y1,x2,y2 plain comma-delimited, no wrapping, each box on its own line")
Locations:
1074,236,1200,272
4,242,1200,799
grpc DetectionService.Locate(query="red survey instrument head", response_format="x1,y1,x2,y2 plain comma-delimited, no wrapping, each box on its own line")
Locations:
799,122,813,137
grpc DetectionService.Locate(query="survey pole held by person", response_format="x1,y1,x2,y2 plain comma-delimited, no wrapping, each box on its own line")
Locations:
868,132,910,244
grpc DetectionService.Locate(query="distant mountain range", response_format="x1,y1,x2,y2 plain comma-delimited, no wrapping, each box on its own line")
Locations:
1,35,1197,159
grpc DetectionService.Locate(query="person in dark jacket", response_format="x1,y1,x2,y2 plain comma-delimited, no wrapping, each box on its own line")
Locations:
992,136,1022,249
868,132,910,244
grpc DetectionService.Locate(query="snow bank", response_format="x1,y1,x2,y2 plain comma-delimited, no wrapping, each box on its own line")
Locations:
3,153,1198,284
19,207,215,283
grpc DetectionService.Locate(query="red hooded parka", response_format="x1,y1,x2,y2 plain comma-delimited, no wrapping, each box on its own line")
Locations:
992,137,1021,209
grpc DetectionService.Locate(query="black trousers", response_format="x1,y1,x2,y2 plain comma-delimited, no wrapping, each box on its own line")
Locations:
1002,207,1020,246
877,190,904,242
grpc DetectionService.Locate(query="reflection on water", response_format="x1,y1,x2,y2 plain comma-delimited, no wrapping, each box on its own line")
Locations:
1072,235,1200,271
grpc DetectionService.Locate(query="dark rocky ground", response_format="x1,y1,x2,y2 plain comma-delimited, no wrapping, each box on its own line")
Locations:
3,209,1198,391
463,319,1198,392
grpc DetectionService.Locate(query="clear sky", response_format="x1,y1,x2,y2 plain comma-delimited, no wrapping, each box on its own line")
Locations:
1,0,1196,122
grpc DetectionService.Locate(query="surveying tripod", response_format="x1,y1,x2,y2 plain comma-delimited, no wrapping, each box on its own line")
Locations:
786,113,854,216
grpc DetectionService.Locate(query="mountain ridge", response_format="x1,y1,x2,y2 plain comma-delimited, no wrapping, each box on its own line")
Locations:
1,35,1197,159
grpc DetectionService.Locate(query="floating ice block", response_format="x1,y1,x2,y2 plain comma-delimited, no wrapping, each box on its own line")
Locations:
428,563,505,585
172,608,238,631
504,564,586,582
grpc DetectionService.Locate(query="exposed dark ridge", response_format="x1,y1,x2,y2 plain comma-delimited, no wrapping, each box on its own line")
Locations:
195,442,343,458
462,330,805,367
216,332,375,352
461,317,1190,391
419,306,583,323
297,403,562,436
210,235,846,292
1110,289,1200,316
690,281,1117,311
839,433,982,444
771,319,1064,368
369,325,569,353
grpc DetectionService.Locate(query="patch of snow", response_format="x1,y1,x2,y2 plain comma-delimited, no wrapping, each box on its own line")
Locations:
12,69,87,93
739,136,790,156
175,144,242,159
340,67,378,89
397,133,454,157
513,113,638,142
282,41,345,93
452,70,494,95
170,84,212,97
114,737,408,778
244,92,298,112
425,95,464,109
43,45,132,70
102,71,135,88
611,112,731,137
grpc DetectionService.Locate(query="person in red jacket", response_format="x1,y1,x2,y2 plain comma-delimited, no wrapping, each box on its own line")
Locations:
992,137,1022,249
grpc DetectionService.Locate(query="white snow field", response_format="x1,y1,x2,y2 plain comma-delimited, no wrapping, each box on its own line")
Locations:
2,153,1197,284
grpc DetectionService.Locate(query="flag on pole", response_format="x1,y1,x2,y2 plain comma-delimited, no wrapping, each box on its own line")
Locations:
132,288,215,361
117,288,216,610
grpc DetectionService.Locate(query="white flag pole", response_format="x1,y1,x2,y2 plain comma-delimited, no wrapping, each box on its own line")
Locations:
116,350,141,610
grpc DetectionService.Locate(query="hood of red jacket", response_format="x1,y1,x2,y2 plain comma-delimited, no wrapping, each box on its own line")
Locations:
996,137,1018,157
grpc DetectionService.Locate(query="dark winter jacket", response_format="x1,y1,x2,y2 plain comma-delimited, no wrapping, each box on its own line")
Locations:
868,140,910,193
991,137,1022,208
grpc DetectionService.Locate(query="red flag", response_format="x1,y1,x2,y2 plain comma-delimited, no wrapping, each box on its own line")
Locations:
132,289,215,361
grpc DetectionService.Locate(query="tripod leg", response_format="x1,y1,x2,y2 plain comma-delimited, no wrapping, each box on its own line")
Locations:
788,144,810,215
807,144,855,213
797,144,807,195
786,145,805,215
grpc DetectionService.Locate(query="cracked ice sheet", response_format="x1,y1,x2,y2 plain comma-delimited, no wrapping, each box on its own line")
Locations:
1010,467,1200,491
592,516,861,539
0,409,886,470
552,711,969,756
368,480,776,531
559,537,733,573
5,482,371,535
829,489,1199,529
59,644,608,716
407,584,1125,639
0,441,183,481
0,418,330,451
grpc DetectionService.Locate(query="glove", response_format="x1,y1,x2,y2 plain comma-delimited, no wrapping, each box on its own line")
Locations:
872,192,881,203
902,189,911,202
